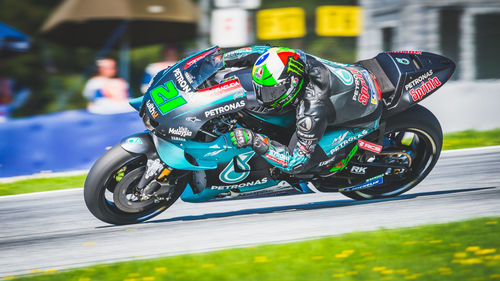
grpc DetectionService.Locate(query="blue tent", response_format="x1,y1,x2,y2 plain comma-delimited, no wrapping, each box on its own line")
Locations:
0,22,30,57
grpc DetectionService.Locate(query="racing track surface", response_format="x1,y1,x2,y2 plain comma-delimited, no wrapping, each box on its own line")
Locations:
1,146,499,277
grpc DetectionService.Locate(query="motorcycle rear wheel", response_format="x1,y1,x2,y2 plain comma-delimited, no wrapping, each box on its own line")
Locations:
341,105,442,200
84,144,187,225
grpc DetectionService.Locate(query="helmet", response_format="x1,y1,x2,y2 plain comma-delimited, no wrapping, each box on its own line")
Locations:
252,47,305,109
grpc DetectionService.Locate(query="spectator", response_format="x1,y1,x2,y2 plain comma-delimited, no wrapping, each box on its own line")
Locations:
82,58,132,114
141,43,179,94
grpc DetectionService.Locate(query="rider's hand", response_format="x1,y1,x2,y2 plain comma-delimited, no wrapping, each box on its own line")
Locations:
230,128,254,148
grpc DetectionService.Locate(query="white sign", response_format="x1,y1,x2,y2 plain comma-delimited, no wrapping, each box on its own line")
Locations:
210,9,253,48
214,0,260,9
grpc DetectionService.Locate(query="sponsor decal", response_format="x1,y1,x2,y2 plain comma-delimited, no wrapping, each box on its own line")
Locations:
170,136,186,142
358,139,382,153
204,100,246,118
405,70,433,90
331,131,349,145
298,116,313,132
219,151,255,183
326,65,353,86
388,50,422,55
204,149,224,157
318,156,336,167
409,77,442,102
264,150,289,167
361,70,379,105
348,68,370,106
254,66,264,79
211,177,269,190
126,137,143,144
168,126,193,137
396,57,410,65
330,129,369,154
338,176,383,192
173,68,193,95
199,78,244,98
184,50,212,69
184,72,194,84
186,116,201,122
350,165,367,175
146,99,159,119
330,144,358,173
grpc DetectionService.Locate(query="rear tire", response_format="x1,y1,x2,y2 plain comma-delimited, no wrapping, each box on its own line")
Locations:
341,105,442,200
84,144,187,225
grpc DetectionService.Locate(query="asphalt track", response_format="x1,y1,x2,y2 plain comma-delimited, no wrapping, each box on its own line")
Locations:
1,146,499,277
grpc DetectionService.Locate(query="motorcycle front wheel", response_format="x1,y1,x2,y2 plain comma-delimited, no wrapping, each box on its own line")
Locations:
84,144,187,225
341,105,443,200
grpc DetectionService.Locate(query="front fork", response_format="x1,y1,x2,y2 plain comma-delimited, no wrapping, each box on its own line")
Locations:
120,132,173,199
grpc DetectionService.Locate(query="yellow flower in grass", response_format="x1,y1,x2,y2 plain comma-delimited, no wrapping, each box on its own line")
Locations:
381,269,394,274
453,258,483,265
475,249,496,255
466,246,480,252
254,256,269,263
381,277,393,280
490,273,500,278
346,271,358,276
454,252,467,258
128,273,140,277
78,278,91,281
372,266,387,272
154,267,167,273
429,240,442,244
332,273,345,278
395,269,409,274
404,241,417,245
335,249,355,258
142,277,155,281
311,256,324,260
201,264,214,268
404,273,423,279
485,221,498,225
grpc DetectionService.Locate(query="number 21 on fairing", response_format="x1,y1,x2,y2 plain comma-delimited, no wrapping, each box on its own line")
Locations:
151,81,187,115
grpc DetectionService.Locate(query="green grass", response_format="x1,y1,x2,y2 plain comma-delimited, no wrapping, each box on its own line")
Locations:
7,217,499,281
0,174,86,196
443,128,500,150
1,128,499,196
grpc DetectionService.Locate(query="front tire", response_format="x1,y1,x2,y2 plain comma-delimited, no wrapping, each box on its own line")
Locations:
84,144,187,225
341,105,443,200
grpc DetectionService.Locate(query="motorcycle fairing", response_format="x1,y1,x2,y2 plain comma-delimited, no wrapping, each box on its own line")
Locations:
317,120,379,157
141,46,251,140
373,51,455,117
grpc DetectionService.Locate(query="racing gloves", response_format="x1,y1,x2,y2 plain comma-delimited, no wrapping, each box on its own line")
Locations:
230,128,269,155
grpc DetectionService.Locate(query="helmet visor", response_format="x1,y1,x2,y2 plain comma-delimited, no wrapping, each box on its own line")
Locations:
253,80,288,105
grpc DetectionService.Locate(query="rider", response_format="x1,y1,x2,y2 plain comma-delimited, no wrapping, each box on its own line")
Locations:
227,46,383,174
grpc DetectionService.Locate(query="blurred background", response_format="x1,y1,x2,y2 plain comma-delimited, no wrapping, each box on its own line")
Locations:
0,0,499,177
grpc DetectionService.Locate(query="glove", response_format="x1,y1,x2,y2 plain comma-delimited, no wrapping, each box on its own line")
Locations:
230,128,254,148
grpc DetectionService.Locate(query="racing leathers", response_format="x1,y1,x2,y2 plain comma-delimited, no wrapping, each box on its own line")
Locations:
226,46,382,174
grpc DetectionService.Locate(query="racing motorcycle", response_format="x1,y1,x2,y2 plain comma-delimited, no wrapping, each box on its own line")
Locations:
84,46,455,225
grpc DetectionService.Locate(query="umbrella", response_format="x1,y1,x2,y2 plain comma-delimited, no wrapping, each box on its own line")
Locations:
40,0,199,48
0,22,30,57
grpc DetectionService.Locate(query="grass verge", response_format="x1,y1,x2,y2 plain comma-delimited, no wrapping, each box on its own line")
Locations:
1,128,499,196
7,217,499,281
0,174,86,196
443,128,500,150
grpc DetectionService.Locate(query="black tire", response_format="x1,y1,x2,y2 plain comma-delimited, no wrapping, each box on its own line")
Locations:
84,144,187,225
341,105,443,200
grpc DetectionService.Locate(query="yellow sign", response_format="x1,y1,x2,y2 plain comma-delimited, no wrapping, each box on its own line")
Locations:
316,6,362,37
256,7,306,40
